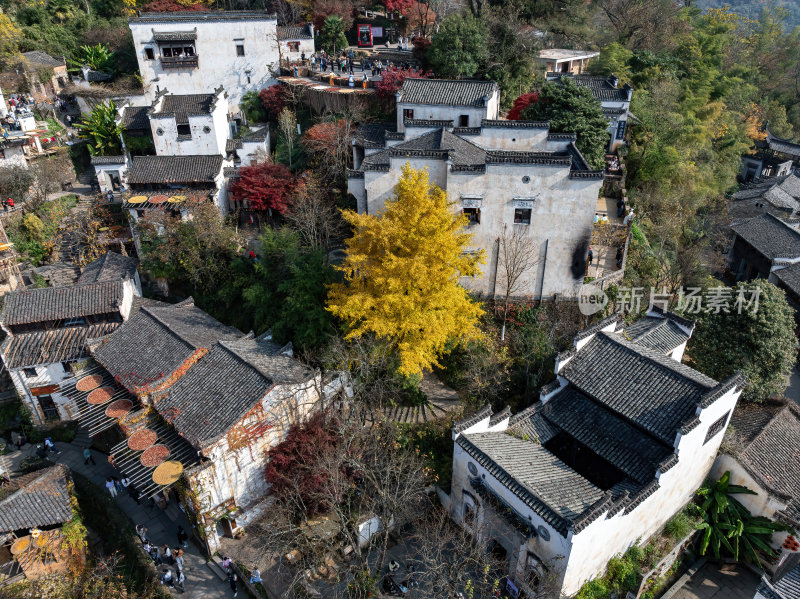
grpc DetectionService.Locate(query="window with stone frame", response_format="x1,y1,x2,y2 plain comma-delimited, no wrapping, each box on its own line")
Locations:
403,109,414,121
704,411,730,444
288,42,300,52
23,367,37,378
463,207,480,224
514,208,532,225
145,47,155,60
236,43,245,56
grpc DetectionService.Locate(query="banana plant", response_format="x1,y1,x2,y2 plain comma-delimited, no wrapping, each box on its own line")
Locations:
696,471,792,566
68,44,115,74
75,101,124,157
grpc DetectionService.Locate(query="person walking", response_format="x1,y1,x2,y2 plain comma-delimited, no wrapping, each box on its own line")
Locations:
177,525,188,548
222,556,232,574
136,524,148,544
175,568,185,592
160,569,174,587
83,447,96,465
587,246,594,266
7,197,13,210
163,544,172,565
105,477,118,498
250,568,263,585
43,437,59,454
174,550,184,572
229,572,239,597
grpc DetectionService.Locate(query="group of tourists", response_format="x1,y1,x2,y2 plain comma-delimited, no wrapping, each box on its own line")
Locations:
137,524,190,592
307,48,414,78
220,554,264,597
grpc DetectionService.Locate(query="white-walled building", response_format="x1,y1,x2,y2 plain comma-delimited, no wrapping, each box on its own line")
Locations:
72,298,323,552
149,87,230,156
0,137,28,169
711,400,800,585
536,49,598,74
545,73,633,152
277,24,315,62
0,253,140,425
348,78,604,300
128,10,280,111
449,311,742,597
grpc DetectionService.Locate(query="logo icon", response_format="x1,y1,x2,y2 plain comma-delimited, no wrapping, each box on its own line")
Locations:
578,283,608,316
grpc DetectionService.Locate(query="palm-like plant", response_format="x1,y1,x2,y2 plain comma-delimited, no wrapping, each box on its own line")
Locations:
76,101,124,157
68,44,115,74
696,471,791,566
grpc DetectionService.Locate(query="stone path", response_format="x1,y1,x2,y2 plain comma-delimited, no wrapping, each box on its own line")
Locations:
669,560,760,599
45,440,232,598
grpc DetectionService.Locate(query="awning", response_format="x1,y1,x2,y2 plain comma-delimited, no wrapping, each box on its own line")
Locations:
110,411,202,499
60,364,140,437
153,30,197,42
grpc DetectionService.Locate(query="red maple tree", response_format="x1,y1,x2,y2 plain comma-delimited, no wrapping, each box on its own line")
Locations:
141,0,207,11
374,68,430,99
228,162,299,214
382,0,415,14
507,92,539,120
264,412,342,516
259,85,287,118
312,0,355,32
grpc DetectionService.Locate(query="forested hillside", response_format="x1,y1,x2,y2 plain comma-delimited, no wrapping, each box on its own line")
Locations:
696,0,800,28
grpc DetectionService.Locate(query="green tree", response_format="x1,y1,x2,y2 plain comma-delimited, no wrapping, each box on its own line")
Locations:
76,101,124,157
68,44,115,73
520,79,609,169
696,471,789,566
319,15,348,54
689,280,796,403
240,90,267,123
427,13,488,79
483,11,538,108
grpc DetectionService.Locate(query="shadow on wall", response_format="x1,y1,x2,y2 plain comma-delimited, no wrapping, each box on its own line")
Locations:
571,239,589,279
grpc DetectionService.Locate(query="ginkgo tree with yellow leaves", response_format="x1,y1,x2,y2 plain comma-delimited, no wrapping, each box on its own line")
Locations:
327,165,485,377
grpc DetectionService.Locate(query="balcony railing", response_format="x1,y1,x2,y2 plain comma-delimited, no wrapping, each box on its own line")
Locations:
160,55,198,69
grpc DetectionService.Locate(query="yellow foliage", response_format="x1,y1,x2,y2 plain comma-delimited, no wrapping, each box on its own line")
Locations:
122,0,137,17
0,14,22,66
744,102,767,142
174,0,213,5
327,165,486,377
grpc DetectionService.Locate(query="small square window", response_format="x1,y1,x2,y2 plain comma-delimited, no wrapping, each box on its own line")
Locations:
176,124,191,136
459,115,469,127
236,44,245,56
145,48,155,60
288,42,300,52
704,411,730,444
23,367,37,378
514,208,532,225
403,109,414,121
463,207,480,224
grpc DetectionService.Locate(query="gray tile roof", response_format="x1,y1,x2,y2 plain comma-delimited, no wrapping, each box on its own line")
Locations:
397,78,498,107
452,404,493,433
561,332,717,444
732,401,800,523
156,336,315,448
0,281,125,326
507,402,560,444
540,387,673,484
758,564,800,599
0,465,73,532
132,10,277,23
22,51,65,68
90,155,126,165
773,262,800,298
354,123,396,148
277,24,313,40
154,93,215,124
152,30,197,41
127,155,224,185
242,126,269,142
78,251,138,285
458,432,604,534
731,212,800,259
622,316,689,355
90,299,241,392
2,322,118,369
550,73,631,103
364,128,487,170
121,106,150,130
766,125,800,157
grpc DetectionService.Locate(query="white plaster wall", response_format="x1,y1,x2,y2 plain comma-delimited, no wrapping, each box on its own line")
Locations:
561,387,740,596
10,363,78,424
93,163,126,192
670,341,688,362
239,138,268,166
396,103,489,133
130,17,280,109
361,160,598,299
0,146,27,169
151,113,225,156
451,442,572,591
472,127,549,151
710,455,787,519
279,38,315,61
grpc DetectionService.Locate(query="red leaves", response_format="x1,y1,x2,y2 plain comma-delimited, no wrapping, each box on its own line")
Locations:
507,92,539,121
259,85,287,118
383,0,416,14
312,0,355,32
141,0,207,12
302,120,348,155
374,67,430,99
264,412,341,516
229,162,299,214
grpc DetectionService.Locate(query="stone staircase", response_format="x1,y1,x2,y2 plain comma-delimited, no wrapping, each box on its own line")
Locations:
71,426,91,450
